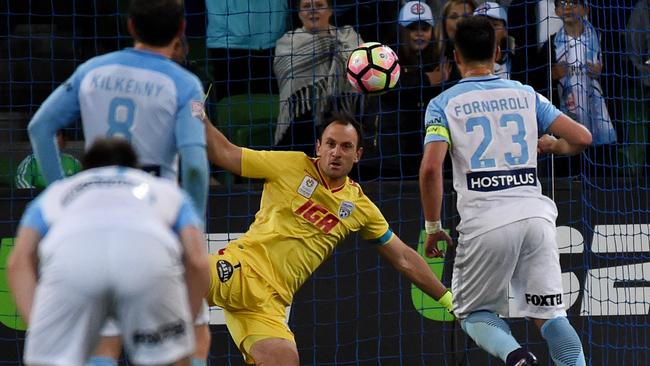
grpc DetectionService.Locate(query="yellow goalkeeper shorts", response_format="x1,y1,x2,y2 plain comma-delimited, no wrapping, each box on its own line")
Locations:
207,249,294,364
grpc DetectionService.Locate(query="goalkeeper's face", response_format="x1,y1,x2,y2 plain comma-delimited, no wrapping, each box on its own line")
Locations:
316,122,362,183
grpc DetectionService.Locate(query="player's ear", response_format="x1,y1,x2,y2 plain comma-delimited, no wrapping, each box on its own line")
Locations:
453,49,460,66
177,19,187,39
494,45,501,64
316,139,322,157
127,18,137,39
354,147,363,163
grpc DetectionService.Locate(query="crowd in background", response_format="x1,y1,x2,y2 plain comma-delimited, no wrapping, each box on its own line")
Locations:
202,0,646,180
3,0,650,183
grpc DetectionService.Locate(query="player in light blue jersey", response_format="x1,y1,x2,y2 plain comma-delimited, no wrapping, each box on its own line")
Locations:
419,17,592,366
7,138,211,366
27,1,211,365
27,0,208,217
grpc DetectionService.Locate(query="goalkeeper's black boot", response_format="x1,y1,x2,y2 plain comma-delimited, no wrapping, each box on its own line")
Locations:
506,347,539,366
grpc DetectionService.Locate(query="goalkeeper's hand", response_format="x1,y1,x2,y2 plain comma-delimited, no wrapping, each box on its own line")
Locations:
439,290,454,315
425,230,453,258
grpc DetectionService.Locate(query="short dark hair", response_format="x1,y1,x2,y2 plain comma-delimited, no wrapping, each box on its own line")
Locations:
554,0,585,6
318,111,364,148
454,16,496,63
128,0,184,47
82,138,138,170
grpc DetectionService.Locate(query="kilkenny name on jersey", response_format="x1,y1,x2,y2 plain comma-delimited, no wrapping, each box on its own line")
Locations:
453,96,530,117
90,74,165,98
295,199,340,234
466,167,536,192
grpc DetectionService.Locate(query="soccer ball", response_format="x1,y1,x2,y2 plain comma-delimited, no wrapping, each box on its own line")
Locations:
346,42,400,95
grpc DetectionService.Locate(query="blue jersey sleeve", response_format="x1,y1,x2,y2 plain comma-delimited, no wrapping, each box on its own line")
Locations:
423,98,452,146
27,70,83,185
19,197,49,237
175,76,208,217
172,194,203,233
175,77,206,149
179,145,208,217
535,92,562,134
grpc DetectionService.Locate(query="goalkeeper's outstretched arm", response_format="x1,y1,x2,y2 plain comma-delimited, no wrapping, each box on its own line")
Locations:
202,117,242,175
376,235,453,313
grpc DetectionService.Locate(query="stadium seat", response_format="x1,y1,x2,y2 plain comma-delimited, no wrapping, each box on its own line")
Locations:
212,94,279,185
214,94,279,148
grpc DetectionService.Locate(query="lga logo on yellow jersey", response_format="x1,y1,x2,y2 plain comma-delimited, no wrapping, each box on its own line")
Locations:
295,199,340,233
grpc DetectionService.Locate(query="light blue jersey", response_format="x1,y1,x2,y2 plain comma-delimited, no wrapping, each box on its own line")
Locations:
28,48,208,215
20,166,201,245
19,167,202,365
424,75,562,239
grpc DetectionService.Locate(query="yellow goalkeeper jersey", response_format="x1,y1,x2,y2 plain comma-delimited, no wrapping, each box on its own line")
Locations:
226,148,394,305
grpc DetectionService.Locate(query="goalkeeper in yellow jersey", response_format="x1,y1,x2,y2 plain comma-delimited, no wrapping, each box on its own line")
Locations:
203,111,452,365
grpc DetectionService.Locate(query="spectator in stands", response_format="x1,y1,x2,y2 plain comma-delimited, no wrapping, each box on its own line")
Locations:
625,0,650,170
206,0,287,100
439,0,476,86
363,1,447,179
273,0,363,156
544,0,615,145
399,2,449,89
626,0,650,90
15,130,81,189
473,2,515,80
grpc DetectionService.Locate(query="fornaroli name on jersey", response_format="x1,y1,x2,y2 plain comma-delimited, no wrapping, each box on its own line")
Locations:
466,167,536,192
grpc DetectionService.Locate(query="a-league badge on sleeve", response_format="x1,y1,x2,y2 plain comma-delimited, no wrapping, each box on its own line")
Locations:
191,100,206,120
298,176,319,198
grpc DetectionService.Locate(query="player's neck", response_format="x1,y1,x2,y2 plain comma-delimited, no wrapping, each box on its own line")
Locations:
321,170,347,190
315,159,347,189
462,65,493,78
325,176,346,190
133,41,175,59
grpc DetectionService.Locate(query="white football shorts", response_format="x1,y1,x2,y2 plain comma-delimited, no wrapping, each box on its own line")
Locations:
100,299,210,336
452,217,567,320
24,228,194,366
